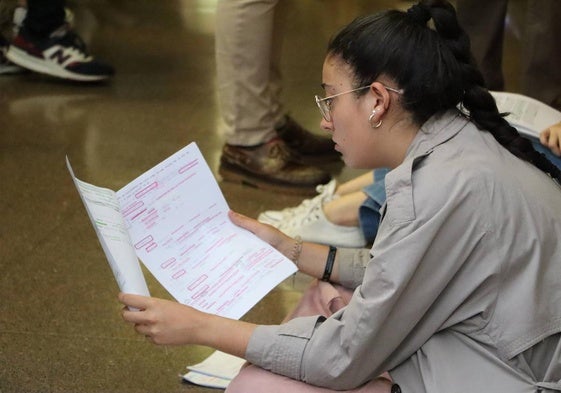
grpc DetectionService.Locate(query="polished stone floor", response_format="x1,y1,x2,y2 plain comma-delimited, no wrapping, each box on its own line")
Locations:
0,1,523,392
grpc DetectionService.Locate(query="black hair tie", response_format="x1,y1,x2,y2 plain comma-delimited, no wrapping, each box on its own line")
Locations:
406,3,431,25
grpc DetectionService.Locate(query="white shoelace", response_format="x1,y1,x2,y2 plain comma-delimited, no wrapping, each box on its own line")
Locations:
278,203,323,232
279,179,337,220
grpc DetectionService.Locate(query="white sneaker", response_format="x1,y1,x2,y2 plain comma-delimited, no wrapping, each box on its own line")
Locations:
258,179,337,227
278,204,366,248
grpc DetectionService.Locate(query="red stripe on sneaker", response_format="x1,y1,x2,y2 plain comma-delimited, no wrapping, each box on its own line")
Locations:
12,35,43,58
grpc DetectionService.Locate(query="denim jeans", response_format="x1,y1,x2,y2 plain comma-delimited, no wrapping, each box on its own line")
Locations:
359,168,388,244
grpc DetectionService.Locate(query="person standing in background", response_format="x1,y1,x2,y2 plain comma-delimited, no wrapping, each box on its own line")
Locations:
6,0,114,81
456,0,561,109
215,0,339,196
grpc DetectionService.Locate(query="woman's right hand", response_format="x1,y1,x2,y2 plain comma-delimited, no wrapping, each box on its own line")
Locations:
119,293,255,357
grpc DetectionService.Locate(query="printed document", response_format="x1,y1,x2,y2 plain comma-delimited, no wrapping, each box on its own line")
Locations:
68,142,297,319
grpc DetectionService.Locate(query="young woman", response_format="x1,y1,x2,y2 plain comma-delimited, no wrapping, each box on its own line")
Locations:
119,1,561,392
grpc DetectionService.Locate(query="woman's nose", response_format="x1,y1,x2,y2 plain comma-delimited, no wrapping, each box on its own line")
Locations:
320,117,333,132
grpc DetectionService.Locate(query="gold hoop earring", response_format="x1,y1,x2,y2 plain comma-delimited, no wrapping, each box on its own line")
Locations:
369,109,382,129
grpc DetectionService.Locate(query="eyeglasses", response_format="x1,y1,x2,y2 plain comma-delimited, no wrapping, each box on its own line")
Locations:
315,84,403,122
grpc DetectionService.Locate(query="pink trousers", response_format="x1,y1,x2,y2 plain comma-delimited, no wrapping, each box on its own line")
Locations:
225,280,393,393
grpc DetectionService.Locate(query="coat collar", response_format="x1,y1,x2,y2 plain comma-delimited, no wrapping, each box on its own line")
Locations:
379,109,470,227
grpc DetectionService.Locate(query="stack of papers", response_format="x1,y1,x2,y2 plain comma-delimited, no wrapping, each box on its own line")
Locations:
183,351,246,389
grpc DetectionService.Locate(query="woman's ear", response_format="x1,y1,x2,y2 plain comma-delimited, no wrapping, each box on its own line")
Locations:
366,81,396,128
369,81,392,111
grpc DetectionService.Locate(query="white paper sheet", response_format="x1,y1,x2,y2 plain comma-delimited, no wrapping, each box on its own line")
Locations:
68,143,296,319
182,371,231,389
186,350,246,380
183,350,245,389
67,158,150,297
491,91,561,138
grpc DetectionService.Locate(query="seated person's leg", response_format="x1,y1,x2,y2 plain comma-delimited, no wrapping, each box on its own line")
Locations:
226,280,393,393
359,169,388,244
335,171,377,195
258,171,378,247
323,191,367,227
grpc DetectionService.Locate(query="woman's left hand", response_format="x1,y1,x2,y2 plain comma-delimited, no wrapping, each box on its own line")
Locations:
228,210,294,255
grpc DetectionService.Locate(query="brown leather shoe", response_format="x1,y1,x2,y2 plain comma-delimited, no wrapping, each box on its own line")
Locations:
275,115,341,164
219,138,332,195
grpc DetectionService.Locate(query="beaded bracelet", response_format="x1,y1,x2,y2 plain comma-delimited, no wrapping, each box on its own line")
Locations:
290,236,303,267
322,246,337,282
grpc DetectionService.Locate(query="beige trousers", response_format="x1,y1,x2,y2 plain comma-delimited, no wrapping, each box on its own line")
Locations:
215,0,286,146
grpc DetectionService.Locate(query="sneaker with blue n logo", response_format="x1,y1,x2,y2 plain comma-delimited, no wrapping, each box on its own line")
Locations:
6,24,114,82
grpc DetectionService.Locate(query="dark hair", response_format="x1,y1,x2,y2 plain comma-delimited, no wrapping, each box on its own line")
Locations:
327,0,561,183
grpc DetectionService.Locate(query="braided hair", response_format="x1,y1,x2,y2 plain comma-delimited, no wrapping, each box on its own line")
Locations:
327,0,561,183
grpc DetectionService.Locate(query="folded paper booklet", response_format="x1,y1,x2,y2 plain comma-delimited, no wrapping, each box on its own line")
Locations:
67,142,297,320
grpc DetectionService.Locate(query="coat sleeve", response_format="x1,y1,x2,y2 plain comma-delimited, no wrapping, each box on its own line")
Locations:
336,247,372,289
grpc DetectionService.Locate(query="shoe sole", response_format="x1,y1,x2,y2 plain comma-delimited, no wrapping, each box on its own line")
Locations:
0,63,26,75
6,45,110,82
219,162,322,196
